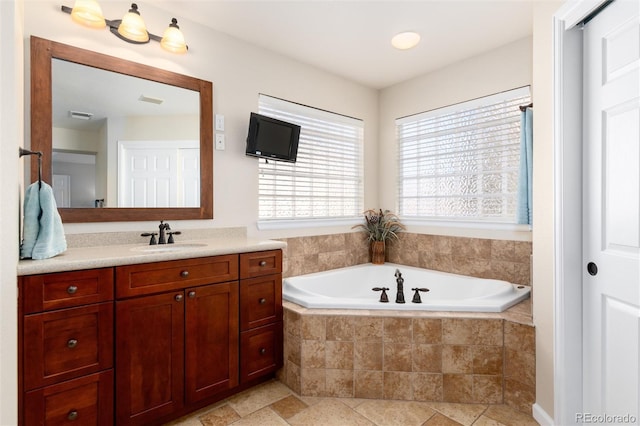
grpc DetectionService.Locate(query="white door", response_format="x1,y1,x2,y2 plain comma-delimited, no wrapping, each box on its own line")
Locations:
583,0,640,420
119,148,177,208
178,148,200,207
52,174,71,208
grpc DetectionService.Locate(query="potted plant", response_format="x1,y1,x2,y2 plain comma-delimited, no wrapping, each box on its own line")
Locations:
352,209,405,264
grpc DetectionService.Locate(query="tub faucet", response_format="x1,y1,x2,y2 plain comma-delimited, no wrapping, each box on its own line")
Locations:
158,221,171,244
395,269,405,304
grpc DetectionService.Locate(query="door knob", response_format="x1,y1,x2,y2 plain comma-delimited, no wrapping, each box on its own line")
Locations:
587,262,598,276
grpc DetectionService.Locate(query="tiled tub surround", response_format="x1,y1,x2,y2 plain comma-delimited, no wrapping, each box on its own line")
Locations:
277,302,535,415
280,232,532,286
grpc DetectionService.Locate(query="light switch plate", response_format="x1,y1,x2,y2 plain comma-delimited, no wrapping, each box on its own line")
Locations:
215,134,225,150
215,114,225,131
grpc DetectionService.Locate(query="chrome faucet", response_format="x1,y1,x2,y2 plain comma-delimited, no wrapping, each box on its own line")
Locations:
158,220,171,244
395,269,405,303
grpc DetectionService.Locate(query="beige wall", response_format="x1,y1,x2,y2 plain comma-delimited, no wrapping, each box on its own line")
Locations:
532,0,564,420
378,37,533,242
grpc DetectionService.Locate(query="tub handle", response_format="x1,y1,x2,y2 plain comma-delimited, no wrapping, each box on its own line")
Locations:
372,287,389,303
411,287,430,303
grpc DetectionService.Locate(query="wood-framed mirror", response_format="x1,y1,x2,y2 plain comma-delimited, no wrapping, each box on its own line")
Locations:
30,36,213,222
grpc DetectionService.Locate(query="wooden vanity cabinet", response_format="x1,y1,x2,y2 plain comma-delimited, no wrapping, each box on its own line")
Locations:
19,249,283,426
19,268,114,426
115,256,240,425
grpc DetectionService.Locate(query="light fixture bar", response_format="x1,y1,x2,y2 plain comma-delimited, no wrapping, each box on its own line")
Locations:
61,3,188,52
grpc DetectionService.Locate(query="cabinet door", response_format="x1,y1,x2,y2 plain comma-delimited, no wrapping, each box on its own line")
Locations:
25,370,113,426
240,274,283,331
185,282,239,404
240,322,283,383
116,292,184,425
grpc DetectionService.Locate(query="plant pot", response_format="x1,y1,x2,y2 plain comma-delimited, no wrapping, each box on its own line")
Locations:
370,241,385,264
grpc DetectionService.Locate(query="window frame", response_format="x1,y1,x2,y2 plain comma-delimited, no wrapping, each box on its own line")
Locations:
256,95,364,230
396,86,532,230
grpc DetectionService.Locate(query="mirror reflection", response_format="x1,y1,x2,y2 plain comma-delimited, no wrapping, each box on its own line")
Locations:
51,58,200,208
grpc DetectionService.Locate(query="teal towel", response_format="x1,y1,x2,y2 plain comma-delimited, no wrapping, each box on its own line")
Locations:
20,182,67,260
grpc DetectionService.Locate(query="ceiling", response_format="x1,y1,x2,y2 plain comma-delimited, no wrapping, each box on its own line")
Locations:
155,0,534,89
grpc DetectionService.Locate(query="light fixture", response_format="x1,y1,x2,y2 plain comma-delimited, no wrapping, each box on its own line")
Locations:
161,18,187,54
391,31,421,50
61,2,188,53
116,3,149,43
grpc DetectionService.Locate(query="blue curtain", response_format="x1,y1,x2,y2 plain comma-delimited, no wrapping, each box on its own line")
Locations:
517,107,533,225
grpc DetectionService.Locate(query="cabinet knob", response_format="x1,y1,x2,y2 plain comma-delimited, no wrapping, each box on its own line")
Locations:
259,348,266,355
188,291,196,298
259,261,267,267
259,298,267,305
180,270,189,278
67,339,78,349
67,410,79,421
175,294,183,302
67,285,78,294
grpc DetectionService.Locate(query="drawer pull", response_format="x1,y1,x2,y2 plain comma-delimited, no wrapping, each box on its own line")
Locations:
180,270,189,278
259,348,266,355
67,339,78,349
259,298,267,305
67,285,78,294
67,410,79,421
188,291,196,298
175,294,183,302
259,261,267,267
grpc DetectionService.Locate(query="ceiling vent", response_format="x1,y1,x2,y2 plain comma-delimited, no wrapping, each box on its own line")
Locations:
138,95,164,104
69,110,94,120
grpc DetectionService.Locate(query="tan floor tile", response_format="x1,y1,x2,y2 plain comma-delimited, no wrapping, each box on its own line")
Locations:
288,398,374,425
297,395,329,406
470,415,505,426
427,402,486,426
226,380,292,417
422,412,463,425
483,405,539,426
355,400,436,426
198,404,241,426
270,395,309,419
229,407,289,425
338,397,370,408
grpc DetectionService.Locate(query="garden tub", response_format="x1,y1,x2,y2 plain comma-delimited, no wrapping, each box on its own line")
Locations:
283,263,530,312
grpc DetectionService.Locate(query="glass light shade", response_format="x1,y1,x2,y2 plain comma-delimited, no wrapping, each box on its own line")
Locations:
391,31,421,50
117,5,149,43
70,0,106,29
161,19,187,54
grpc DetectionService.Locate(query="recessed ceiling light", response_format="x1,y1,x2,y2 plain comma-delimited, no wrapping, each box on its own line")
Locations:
391,31,421,50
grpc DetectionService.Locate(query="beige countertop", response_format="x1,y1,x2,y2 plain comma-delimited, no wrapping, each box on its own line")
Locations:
18,229,286,276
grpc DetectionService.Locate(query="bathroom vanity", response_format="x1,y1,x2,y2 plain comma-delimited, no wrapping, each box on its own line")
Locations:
17,239,284,426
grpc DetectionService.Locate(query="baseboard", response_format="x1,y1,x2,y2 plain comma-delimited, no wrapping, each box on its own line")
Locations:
533,403,554,425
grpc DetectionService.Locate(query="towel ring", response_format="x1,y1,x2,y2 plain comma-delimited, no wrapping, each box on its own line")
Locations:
19,147,43,189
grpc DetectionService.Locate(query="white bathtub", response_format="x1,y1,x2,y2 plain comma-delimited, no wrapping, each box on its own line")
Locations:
283,263,530,312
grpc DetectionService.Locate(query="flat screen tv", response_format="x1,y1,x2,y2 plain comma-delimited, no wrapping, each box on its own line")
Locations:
245,112,301,162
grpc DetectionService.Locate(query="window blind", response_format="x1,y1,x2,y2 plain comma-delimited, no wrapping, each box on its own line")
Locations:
258,95,364,222
396,86,531,223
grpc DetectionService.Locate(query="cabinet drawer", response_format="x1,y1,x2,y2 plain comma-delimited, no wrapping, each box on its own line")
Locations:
24,302,113,390
25,370,113,426
116,255,239,298
240,250,282,279
240,322,283,383
22,268,113,314
240,274,282,331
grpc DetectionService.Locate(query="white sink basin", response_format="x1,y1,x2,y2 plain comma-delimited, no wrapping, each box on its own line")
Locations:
131,243,208,253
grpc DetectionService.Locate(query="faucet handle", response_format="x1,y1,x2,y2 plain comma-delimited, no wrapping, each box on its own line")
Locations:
167,231,181,244
372,287,390,303
411,287,430,303
141,232,158,245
